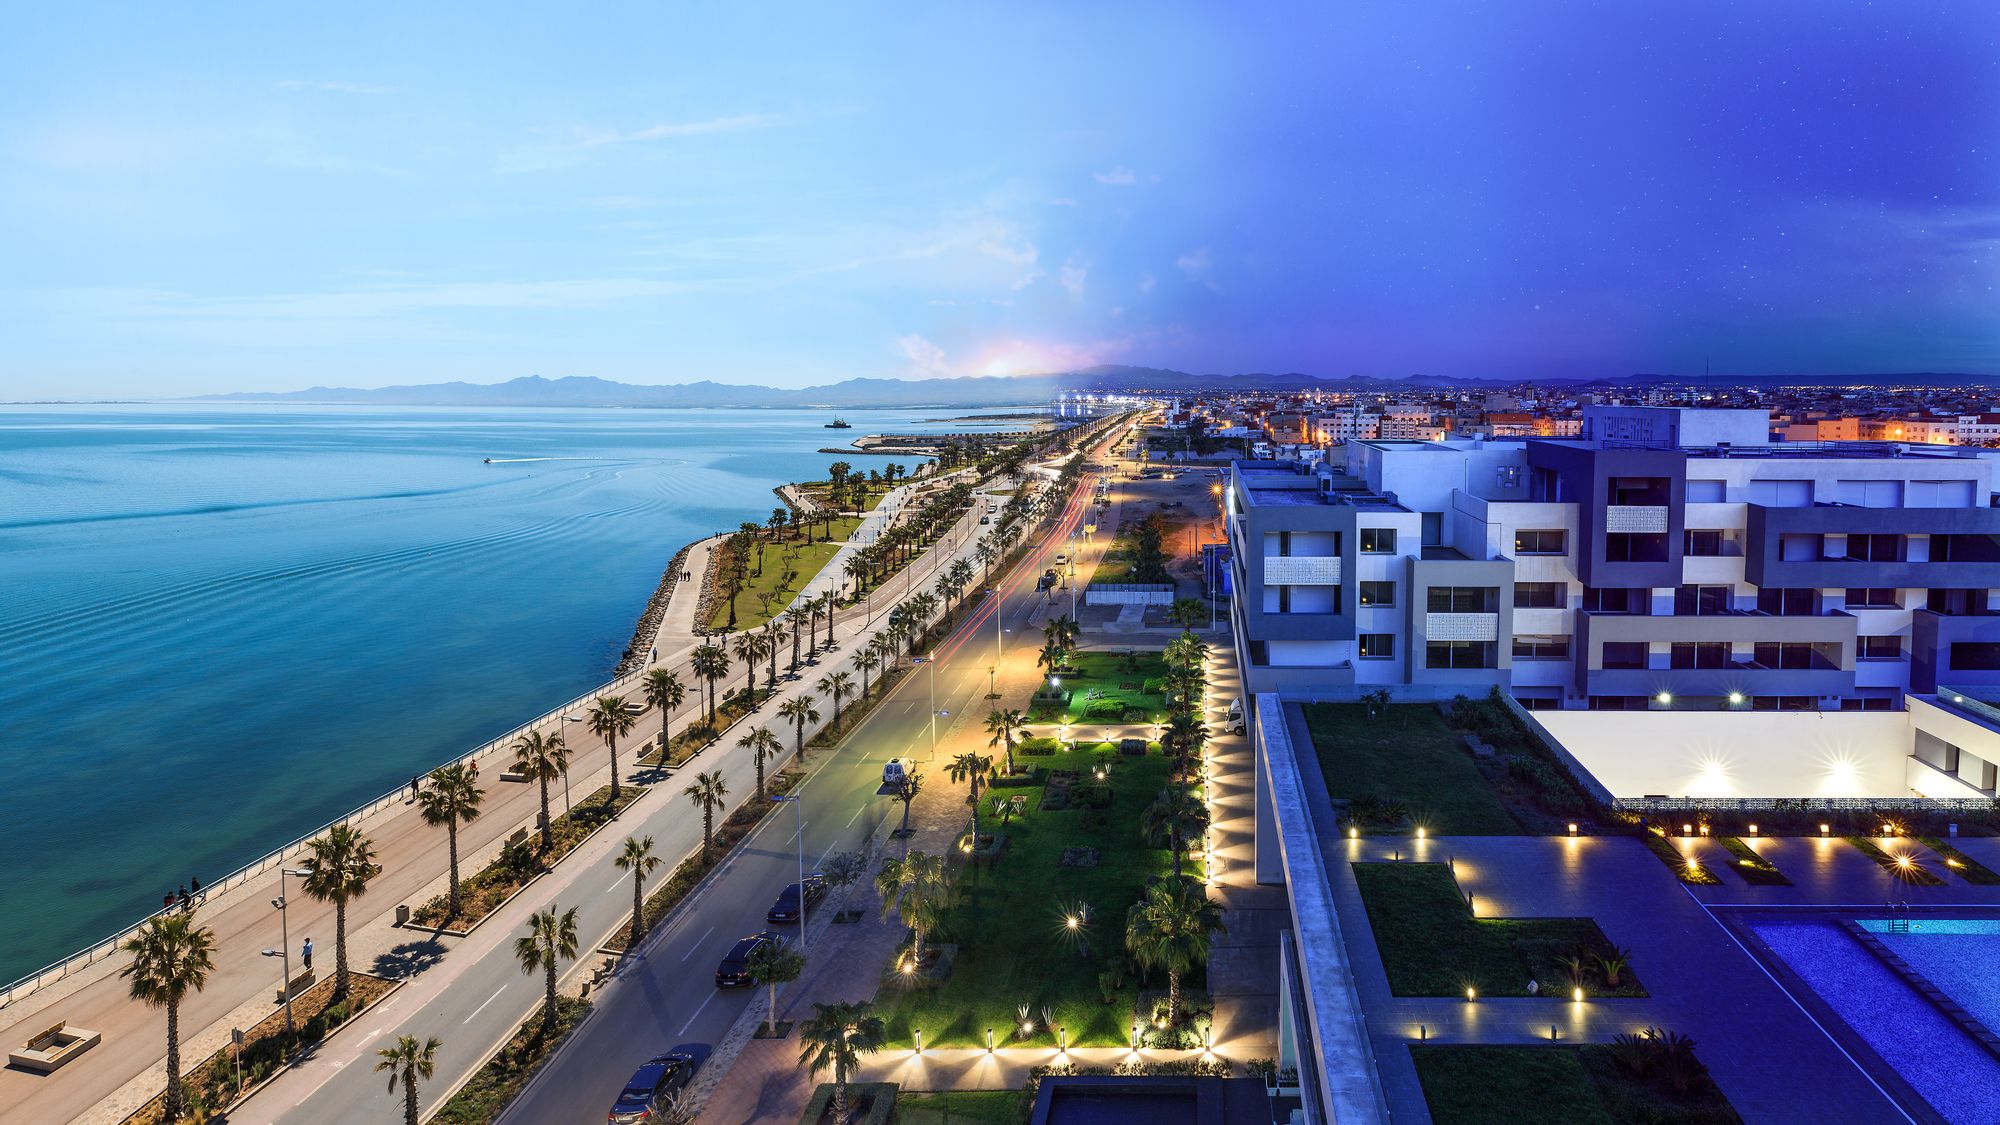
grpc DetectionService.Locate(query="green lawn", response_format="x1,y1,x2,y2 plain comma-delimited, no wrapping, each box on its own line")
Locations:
1304,703,1521,834
1353,863,1643,998
1413,1045,1742,1125
708,516,863,631
873,744,1180,1047
894,1091,1029,1125
1028,650,1174,723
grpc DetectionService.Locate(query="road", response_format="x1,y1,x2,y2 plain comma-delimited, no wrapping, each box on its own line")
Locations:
247,421,1130,1125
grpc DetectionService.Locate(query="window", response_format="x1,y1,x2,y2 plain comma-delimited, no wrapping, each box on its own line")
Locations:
1857,636,1902,660
1515,529,1566,555
1582,586,1647,615
1589,695,1649,711
1358,581,1396,607
1841,695,1896,712
1496,466,1521,489
1928,589,1994,615
1752,695,1819,711
1359,527,1396,554
1686,479,1726,503
1683,529,1728,556
1909,479,1976,508
1752,642,1840,670
1840,534,1903,562
1427,586,1497,613
1950,643,2000,671
1747,479,1812,507
1601,642,1648,669
1359,634,1395,659
1756,588,1818,616
1673,585,1732,616
1604,533,1669,562
1511,635,1571,660
1670,642,1729,669
1514,582,1565,608
1834,480,1904,508
1844,588,1899,609
1931,534,2000,563
1426,640,1496,669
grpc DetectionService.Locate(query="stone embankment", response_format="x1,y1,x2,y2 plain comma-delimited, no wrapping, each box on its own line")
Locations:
614,540,695,675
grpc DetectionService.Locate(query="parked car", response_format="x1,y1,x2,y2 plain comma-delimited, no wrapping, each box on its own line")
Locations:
883,758,912,787
715,932,784,988
1053,553,1071,565
606,1044,710,1123
766,874,829,923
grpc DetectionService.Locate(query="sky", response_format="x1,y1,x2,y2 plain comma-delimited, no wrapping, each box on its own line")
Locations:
3,1,1998,398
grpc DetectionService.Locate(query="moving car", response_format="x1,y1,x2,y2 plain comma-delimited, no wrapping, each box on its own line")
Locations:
715,932,784,988
1224,696,1246,734
606,1044,710,1123
1053,553,1071,565
766,874,828,923
621,700,647,716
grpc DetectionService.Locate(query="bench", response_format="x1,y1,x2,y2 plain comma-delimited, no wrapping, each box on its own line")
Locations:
10,1022,101,1073
274,968,315,1005
498,768,529,782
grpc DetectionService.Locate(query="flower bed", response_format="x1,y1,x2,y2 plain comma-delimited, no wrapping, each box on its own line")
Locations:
1919,837,2000,885
1846,836,1947,886
1716,837,1791,886
409,784,646,929
1639,830,1723,886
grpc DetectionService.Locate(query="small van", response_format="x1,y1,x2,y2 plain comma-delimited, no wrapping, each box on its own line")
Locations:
1224,697,1245,734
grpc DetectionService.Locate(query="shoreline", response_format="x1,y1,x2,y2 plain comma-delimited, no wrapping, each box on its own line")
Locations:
612,538,697,677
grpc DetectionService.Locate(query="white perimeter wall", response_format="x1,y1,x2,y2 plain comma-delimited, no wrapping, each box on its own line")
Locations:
1536,710,1914,799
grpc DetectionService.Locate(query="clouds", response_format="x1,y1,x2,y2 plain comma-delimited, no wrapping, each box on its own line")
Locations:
1058,253,1090,298
572,114,781,150
1092,167,1137,186
896,333,950,375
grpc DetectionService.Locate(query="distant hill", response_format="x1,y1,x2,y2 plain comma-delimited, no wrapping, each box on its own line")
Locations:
186,367,1998,408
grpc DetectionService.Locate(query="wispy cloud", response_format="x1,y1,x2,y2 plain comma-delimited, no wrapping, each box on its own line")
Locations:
1059,253,1090,298
1138,273,1157,294
573,114,780,149
274,80,396,95
897,333,951,375
1092,166,1137,186
1175,248,1212,279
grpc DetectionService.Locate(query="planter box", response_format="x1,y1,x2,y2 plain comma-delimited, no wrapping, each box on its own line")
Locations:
10,1022,100,1073
799,1082,897,1125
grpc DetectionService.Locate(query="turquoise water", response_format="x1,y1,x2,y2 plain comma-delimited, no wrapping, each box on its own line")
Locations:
1857,918,2000,935
0,404,988,982
1870,925,2000,1030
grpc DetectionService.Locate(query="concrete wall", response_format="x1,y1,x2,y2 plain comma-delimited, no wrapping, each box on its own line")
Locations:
1535,710,1912,799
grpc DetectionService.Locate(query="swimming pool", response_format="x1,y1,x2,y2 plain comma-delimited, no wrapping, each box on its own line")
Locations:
1752,920,2000,1125
1856,920,2000,1031
1856,917,2000,935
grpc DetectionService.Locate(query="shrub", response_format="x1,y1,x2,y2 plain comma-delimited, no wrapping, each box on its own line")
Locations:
1071,783,1113,809
1017,737,1062,757
1084,699,1128,720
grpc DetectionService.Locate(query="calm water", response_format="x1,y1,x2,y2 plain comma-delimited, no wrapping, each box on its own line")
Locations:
0,404,998,982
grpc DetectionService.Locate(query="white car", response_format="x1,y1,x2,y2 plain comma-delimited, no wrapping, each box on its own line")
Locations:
882,758,912,787
1053,553,1070,566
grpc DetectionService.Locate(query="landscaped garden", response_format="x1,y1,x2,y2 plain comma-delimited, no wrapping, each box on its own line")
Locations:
409,783,644,929
1353,863,1643,999
872,742,1196,1048
1412,1039,1742,1125
1025,650,1174,725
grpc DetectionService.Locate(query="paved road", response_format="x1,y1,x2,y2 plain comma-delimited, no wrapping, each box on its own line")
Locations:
247,423,1128,1124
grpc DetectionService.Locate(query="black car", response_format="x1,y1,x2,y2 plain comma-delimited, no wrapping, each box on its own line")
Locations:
765,874,828,924
714,932,782,988
606,1044,709,1123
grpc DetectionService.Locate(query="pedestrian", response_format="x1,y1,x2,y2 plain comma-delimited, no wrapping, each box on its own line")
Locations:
409,775,420,801
649,645,658,663
162,892,175,912
470,760,479,782
177,884,191,911
189,875,202,902
302,937,314,973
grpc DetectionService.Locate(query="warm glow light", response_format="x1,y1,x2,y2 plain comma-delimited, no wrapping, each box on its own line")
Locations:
1727,692,1744,705
1572,987,1584,1003
1065,915,1079,930
1820,823,1831,837
1897,855,1912,868
1415,826,1427,840
1349,826,1359,840
1682,823,1693,837
1656,692,1672,705
1465,986,1476,1001
1748,824,1759,837
1567,822,1579,837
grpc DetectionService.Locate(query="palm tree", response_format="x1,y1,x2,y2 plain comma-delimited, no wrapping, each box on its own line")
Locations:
121,912,216,1122
515,906,580,1036
797,1001,887,1122
614,836,662,950
1124,881,1225,1026
685,770,729,863
814,593,838,650
375,1035,440,1125
739,726,782,797
946,752,992,841
511,731,570,852
301,823,380,1003
1168,597,1207,630
690,644,728,724
1044,613,1080,653
1037,640,1068,682
417,765,484,919
1142,787,1210,879
875,851,953,964
733,631,769,703
747,941,806,1033
777,695,821,764
763,623,782,689
984,708,1026,775
855,642,881,698
784,606,811,670
1163,712,1207,783
817,671,853,729
587,695,639,802
975,539,999,583
642,669,686,760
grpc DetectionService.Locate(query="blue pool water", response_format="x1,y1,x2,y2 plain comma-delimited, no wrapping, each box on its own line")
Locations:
0,404,1008,982
1753,921,2000,1124
1857,918,2000,935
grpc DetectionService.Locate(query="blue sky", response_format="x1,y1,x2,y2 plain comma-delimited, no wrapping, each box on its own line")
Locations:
3,2,1997,397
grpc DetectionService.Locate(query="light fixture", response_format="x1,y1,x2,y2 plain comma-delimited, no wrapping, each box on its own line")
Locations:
1682,823,1693,837
1728,692,1744,705
1415,826,1427,840
1465,986,1476,1001
1699,824,1710,837
1572,987,1584,1003
987,1028,995,1053
1567,823,1579,837
1656,691,1672,705
1820,823,1831,837
1748,824,1759,837
1058,1027,1068,1053
1348,826,1359,840
914,1029,923,1056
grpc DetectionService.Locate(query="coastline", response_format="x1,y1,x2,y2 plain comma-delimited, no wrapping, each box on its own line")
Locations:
613,538,696,676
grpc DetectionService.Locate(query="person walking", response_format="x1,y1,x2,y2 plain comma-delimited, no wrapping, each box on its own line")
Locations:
408,775,421,802
176,885,191,911
302,937,314,973
189,875,202,902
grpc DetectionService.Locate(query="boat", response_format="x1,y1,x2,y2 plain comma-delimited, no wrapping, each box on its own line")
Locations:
824,418,852,429
482,457,492,463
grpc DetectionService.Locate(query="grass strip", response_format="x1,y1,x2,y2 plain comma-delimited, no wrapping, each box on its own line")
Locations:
1413,1044,1742,1125
1918,837,2000,885
604,769,804,953
430,995,591,1125
123,974,397,1125
410,784,645,928
1304,703,1521,835
1639,831,1723,886
1716,837,1791,886
1846,836,1947,886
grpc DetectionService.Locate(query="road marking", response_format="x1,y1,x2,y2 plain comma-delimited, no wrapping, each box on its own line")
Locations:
678,989,717,1035
607,877,627,895
681,925,716,960
846,805,865,828
465,985,507,1025
818,841,839,867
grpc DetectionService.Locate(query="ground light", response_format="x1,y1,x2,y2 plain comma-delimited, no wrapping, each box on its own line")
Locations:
1415,826,1426,840
913,1029,923,1056
1464,986,1476,1002
1568,822,1579,836
1348,826,1358,840
1058,1027,1068,1053
1573,987,1584,1003
986,1028,994,1052
1682,823,1693,837
1821,823,1831,837
1749,824,1759,837
1728,692,1744,705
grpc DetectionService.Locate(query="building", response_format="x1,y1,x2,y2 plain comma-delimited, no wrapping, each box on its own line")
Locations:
1223,406,2000,712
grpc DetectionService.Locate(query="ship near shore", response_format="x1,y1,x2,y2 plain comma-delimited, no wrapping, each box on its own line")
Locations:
823,417,852,428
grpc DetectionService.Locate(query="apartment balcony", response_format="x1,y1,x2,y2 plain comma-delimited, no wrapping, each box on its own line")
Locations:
1745,504,2000,586
1603,505,1669,533
1425,612,1498,641
1261,555,1341,585
1580,608,1857,646
1582,664,1855,700
1911,609,2000,692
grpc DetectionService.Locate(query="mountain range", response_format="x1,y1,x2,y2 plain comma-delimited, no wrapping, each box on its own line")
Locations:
187,366,1998,408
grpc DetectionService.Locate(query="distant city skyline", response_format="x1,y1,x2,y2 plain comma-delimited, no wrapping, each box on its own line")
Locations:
4,1,1997,399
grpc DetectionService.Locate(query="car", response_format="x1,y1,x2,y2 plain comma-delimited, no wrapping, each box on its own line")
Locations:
883,758,912,787
766,874,829,923
979,515,990,525
1053,553,1071,565
715,932,784,988
606,1044,710,1123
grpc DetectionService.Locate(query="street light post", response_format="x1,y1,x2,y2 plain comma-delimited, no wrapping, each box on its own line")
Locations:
559,715,580,816
772,795,808,948
263,866,311,1035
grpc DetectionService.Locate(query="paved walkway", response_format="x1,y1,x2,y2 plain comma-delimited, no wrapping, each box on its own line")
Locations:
0,462,1011,1125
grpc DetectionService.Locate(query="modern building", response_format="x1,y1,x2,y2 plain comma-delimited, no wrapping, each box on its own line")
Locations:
1224,406,2000,711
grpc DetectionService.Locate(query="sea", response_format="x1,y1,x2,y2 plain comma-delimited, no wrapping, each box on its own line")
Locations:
0,403,1020,983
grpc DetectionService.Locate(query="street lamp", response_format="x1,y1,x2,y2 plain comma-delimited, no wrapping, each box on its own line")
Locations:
771,795,808,948
263,866,312,1034
558,715,581,815
912,656,947,759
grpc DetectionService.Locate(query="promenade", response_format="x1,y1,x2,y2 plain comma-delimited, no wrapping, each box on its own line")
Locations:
0,445,1072,1125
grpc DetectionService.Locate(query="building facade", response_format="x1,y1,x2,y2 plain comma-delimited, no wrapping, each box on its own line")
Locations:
1225,406,2000,710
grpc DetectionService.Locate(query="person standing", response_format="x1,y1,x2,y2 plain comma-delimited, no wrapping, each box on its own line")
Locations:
302,937,314,973
408,775,420,801
189,875,202,902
